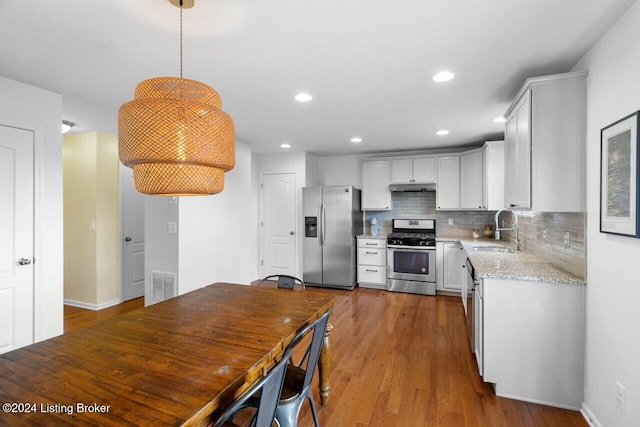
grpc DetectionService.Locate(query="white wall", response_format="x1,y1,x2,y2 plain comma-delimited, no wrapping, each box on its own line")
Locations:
144,194,179,304
178,140,257,293
573,3,640,426
317,154,362,187
0,75,63,341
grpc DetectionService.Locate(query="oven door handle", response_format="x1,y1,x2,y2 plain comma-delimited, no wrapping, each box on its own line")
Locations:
387,245,436,250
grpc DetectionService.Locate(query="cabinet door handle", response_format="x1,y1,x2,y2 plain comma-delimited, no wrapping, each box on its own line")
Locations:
365,243,377,246
510,203,517,207
365,251,377,254
365,269,378,272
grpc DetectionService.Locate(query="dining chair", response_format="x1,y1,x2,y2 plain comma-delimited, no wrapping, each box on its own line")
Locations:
259,274,305,290
275,309,332,427
212,346,292,427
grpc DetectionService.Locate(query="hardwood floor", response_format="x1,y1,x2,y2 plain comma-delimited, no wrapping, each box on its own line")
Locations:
63,297,144,333
63,289,587,426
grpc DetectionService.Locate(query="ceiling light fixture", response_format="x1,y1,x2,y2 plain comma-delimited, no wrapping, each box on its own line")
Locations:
61,120,75,134
433,71,455,82
280,143,291,149
118,0,234,196
350,137,362,143
294,92,312,102
436,129,450,136
494,116,506,123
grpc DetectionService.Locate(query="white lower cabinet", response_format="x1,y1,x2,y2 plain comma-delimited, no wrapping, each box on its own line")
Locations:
357,238,387,289
482,278,585,409
442,242,462,291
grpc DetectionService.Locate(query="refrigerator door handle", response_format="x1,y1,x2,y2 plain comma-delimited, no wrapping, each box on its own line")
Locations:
320,203,324,246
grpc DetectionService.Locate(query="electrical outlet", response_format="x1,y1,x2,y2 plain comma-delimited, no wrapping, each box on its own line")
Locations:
448,218,454,225
616,381,626,413
564,231,571,249
542,227,548,241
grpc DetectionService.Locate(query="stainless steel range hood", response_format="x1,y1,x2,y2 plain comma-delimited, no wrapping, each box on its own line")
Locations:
388,183,436,192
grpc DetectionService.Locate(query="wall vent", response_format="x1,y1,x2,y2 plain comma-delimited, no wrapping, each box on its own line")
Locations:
151,271,176,303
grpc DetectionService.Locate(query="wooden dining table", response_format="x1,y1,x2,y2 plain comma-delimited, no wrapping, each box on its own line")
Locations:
0,282,335,426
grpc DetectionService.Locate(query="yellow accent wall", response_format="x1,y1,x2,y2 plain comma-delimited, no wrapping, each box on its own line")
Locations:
63,132,120,307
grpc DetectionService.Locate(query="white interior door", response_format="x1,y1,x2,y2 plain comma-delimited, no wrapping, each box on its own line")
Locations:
122,167,145,301
0,125,34,354
260,173,297,278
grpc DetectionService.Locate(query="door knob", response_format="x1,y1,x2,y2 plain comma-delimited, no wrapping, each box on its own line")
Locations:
18,258,32,265
125,236,132,242
289,231,294,235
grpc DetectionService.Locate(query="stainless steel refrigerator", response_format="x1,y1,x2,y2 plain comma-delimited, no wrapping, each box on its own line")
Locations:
303,186,363,290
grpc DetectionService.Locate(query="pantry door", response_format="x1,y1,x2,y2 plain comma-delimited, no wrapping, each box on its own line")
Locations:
0,124,34,354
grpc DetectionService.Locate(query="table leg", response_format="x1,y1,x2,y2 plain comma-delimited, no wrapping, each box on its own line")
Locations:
318,322,333,405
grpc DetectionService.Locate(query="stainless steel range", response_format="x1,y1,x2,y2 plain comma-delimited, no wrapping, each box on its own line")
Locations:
387,219,436,296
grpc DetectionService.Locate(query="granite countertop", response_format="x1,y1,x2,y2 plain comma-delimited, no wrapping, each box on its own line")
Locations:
357,234,387,239
454,238,585,285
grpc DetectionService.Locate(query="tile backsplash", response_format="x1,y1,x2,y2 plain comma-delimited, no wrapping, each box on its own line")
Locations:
364,192,496,238
363,192,586,280
500,212,586,279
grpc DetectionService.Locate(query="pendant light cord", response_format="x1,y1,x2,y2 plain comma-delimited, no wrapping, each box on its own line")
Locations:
179,1,183,79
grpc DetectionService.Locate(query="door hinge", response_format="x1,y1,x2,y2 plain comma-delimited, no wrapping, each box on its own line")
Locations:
261,260,264,266
261,221,264,227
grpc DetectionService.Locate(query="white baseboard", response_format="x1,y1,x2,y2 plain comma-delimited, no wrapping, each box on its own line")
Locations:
494,391,581,411
64,298,122,311
581,403,602,427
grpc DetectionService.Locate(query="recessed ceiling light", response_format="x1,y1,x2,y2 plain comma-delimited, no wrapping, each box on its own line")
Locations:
350,137,362,143
436,129,450,136
433,71,455,82
280,143,291,148
494,116,506,123
61,120,75,134
294,92,312,102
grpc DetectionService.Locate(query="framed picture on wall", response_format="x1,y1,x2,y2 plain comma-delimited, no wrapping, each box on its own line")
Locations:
600,111,640,237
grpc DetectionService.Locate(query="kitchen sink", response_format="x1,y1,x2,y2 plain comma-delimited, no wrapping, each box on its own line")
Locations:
472,245,514,253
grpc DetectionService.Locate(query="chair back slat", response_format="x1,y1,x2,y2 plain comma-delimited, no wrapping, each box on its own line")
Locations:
259,275,305,290
212,347,292,427
286,310,331,393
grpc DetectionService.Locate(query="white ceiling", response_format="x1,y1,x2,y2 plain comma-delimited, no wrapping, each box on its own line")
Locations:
0,0,634,156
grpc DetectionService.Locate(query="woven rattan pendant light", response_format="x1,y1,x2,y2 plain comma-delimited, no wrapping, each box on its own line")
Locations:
118,0,234,196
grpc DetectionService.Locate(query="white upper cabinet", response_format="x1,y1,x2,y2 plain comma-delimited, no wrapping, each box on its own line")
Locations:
460,148,484,209
362,160,391,210
483,141,505,211
504,92,531,209
390,157,436,184
503,71,586,211
437,156,460,210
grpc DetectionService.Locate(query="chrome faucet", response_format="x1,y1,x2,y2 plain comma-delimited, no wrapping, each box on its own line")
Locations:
494,209,520,251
